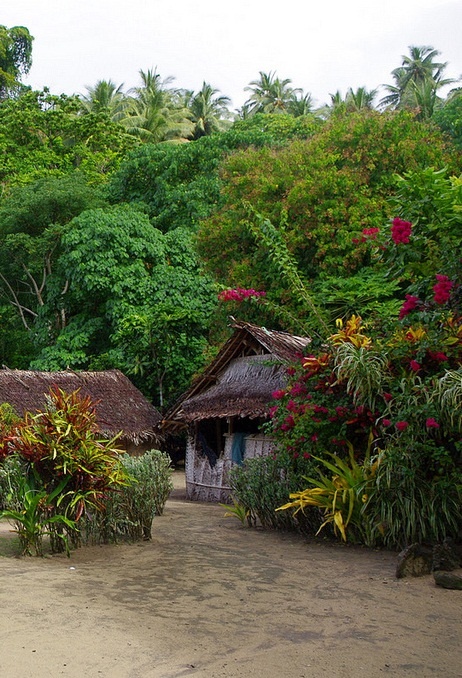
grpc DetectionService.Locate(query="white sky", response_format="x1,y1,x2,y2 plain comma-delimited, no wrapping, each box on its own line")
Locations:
2,0,461,110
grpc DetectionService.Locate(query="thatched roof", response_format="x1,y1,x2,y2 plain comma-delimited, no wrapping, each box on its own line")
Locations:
178,354,285,422
0,368,161,445
164,320,310,426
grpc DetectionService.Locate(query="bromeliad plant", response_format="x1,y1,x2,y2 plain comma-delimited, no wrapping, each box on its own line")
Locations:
276,442,378,544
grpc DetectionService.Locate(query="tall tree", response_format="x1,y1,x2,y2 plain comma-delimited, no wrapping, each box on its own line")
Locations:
287,92,315,117
243,71,302,115
187,82,231,139
121,68,193,142
0,25,33,99
327,87,377,114
380,46,454,115
80,79,127,121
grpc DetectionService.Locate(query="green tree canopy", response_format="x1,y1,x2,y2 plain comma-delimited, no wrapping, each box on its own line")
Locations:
0,25,33,99
32,206,217,407
107,113,320,232
0,89,135,189
196,110,457,331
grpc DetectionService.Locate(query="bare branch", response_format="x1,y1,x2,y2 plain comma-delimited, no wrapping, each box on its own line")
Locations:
0,272,38,330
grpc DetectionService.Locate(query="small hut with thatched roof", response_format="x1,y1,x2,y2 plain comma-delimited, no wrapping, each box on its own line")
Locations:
163,320,310,502
0,368,162,454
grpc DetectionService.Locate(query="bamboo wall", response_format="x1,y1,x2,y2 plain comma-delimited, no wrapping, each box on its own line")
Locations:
185,432,274,502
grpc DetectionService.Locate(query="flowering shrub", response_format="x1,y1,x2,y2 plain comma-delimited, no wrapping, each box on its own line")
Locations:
391,217,412,244
232,167,462,547
218,288,266,302
433,275,454,305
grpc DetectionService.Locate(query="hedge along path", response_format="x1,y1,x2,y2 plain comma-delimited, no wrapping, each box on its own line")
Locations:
0,471,460,678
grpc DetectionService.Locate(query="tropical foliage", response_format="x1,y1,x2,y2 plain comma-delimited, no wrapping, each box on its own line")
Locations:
0,31,461,553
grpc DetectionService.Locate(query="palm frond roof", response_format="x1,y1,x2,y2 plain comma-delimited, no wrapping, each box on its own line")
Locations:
0,368,161,445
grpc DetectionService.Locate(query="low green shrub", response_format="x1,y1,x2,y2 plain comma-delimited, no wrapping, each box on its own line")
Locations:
81,449,173,543
364,443,462,549
228,453,321,533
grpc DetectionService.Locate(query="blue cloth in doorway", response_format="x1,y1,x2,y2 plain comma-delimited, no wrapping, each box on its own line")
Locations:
231,432,246,465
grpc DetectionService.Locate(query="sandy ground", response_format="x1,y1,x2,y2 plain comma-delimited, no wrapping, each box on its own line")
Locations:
0,470,460,678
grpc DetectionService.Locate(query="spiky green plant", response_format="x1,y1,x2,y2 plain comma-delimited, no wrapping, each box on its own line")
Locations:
433,369,462,432
333,342,388,411
277,443,377,544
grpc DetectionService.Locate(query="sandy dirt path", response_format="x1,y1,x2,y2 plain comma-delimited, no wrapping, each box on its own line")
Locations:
0,471,460,678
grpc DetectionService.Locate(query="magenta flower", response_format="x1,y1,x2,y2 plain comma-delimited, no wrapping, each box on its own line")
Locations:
432,275,453,305
426,418,440,429
409,360,421,372
429,351,448,363
399,294,420,320
396,421,409,432
382,419,392,427
286,399,298,412
271,389,286,400
218,288,266,302
391,218,412,244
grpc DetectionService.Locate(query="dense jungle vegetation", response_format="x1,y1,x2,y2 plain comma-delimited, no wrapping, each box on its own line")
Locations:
0,26,461,550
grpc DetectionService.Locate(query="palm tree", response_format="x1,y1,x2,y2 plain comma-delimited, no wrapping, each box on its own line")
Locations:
121,68,193,143
380,46,454,113
323,87,377,117
80,79,127,121
345,86,377,111
187,82,231,138
287,91,315,117
243,71,301,115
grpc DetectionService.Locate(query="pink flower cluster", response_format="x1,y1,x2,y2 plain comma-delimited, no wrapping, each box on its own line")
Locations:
399,294,420,319
218,288,266,303
433,275,453,305
391,218,412,244
352,227,380,244
409,360,421,372
428,351,448,363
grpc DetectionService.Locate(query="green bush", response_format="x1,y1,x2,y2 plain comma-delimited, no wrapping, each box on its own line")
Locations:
364,444,462,549
228,454,321,533
82,449,173,543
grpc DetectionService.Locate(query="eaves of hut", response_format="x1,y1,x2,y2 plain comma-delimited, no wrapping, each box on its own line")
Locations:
0,368,162,453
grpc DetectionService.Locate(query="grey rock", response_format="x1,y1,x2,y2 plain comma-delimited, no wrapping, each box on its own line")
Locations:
433,570,462,590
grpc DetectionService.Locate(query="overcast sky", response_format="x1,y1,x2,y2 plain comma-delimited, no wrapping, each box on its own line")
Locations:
3,0,461,110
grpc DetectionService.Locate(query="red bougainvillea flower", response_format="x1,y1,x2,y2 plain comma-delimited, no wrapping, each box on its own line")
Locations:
271,389,286,400
362,227,380,239
409,360,421,372
382,419,392,427
426,418,440,429
383,392,393,402
432,274,453,305
280,415,295,431
391,218,412,244
399,294,420,320
218,288,266,302
428,351,448,363
396,421,409,431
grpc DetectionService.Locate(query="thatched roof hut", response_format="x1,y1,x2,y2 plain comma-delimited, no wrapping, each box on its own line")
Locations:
0,368,162,452
164,319,310,428
163,320,310,502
